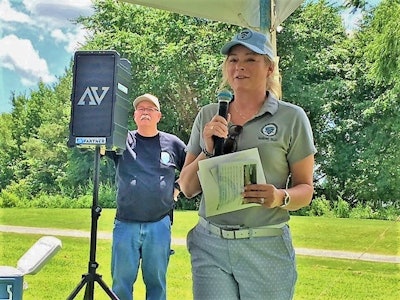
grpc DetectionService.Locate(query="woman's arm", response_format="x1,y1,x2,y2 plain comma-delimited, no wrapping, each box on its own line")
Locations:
179,114,229,198
178,152,206,198
279,154,315,210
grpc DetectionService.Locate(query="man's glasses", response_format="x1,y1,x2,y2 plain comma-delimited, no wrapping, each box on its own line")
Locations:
223,125,243,154
136,107,159,113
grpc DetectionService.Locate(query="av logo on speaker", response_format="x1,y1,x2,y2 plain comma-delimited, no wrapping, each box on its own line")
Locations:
77,86,110,106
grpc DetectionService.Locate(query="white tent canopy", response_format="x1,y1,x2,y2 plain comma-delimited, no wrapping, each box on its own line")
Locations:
119,0,303,32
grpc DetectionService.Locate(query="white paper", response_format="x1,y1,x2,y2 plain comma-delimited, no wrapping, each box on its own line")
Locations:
198,148,266,217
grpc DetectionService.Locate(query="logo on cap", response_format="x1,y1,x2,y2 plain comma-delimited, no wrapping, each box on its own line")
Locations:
237,29,252,40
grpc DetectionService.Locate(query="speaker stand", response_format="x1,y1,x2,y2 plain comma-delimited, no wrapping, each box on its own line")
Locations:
67,146,119,300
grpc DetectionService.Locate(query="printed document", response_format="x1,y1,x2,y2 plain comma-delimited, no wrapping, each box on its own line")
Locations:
198,148,265,217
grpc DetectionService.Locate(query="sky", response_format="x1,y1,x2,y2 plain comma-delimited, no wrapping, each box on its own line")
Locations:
0,0,380,114
0,0,93,113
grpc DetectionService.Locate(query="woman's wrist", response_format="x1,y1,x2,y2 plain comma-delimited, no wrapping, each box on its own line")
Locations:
202,148,214,158
279,189,291,208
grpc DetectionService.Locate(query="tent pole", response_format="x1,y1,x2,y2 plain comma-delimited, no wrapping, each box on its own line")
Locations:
259,0,276,55
259,0,269,32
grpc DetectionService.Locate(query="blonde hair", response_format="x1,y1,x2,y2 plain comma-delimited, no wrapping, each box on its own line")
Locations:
218,55,282,99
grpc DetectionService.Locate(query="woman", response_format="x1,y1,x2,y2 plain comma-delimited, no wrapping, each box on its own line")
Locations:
179,29,316,299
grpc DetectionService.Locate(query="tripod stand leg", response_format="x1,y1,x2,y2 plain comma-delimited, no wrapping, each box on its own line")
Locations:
84,279,95,299
95,274,119,299
66,274,89,300
66,273,119,300
67,147,119,300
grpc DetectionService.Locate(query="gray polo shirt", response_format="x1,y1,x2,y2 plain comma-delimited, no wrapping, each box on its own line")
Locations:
186,92,317,227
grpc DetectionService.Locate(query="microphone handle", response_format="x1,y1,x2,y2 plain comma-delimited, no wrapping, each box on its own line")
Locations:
213,100,229,156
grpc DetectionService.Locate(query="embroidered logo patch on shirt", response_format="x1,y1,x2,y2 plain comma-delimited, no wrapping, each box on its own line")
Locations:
261,123,278,137
160,151,171,164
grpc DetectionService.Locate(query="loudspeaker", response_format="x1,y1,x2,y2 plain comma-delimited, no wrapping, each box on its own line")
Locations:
68,50,131,151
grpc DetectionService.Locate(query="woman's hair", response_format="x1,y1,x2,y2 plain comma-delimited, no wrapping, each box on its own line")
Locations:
218,54,282,99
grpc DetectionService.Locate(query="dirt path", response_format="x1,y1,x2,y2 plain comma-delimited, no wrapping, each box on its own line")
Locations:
1,225,399,264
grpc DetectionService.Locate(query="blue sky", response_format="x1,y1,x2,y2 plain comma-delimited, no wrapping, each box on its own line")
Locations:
0,0,93,113
0,0,380,114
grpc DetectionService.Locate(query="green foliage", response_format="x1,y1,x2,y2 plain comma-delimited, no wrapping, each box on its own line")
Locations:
333,196,351,218
292,195,399,221
0,114,16,189
376,204,400,221
0,180,32,202
309,196,334,217
282,0,400,205
98,182,117,208
175,194,201,210
364,0,400,86
26,194,73,208
0,190,20,208
349,202,376,219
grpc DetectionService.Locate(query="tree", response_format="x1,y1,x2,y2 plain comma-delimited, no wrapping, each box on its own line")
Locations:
277,0,399,206
346,0,400,205
0,113,16,189
78,0,238,143
278,1,351,193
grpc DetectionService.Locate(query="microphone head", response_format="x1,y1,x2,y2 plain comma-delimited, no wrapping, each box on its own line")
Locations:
217,90,233,101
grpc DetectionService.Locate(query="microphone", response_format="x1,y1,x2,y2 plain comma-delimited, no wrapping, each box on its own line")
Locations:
213,90,233,156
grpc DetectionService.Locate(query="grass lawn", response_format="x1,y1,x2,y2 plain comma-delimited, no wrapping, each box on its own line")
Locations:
1,208,399,299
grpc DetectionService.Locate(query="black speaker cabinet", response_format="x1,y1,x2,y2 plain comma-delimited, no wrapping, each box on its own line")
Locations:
68,50,131,151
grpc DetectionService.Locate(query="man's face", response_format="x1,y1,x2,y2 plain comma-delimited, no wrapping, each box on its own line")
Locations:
134,100,161,127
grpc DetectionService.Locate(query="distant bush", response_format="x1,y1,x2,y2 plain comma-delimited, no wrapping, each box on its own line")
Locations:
376,204,400,221
309,196,334,217
0,180,31,207
1,186,399,221
349,202,376,219
27,194,71,208
98,183,117,208
0,190,20,208
333,196,350,218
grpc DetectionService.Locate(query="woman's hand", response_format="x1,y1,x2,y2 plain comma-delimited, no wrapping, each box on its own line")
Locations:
202,114,230,153
242,184,284,208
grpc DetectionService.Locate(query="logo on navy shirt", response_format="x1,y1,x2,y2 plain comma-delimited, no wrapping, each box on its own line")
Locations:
161,151,171,164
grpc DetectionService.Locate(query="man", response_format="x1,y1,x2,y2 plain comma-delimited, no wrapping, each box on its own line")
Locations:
107,93,186,300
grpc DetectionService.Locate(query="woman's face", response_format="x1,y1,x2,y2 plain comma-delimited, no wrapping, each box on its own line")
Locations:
225,45,273,93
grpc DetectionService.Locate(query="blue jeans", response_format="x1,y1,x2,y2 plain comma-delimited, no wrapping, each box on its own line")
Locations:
111,215,171,300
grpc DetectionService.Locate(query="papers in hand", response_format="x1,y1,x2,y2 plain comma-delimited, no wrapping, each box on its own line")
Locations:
198,148,265,217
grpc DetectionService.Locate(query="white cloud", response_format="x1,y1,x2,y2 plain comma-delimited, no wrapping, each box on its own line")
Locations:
0,34,56,86
0,0,31,23
66,26,92,53
50,25,90,53
20,0,94,53
51,29,69,43
0,0,93,97
22,0,93,27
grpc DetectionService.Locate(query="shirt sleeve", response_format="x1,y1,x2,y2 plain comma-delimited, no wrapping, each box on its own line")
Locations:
287,107,317,165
